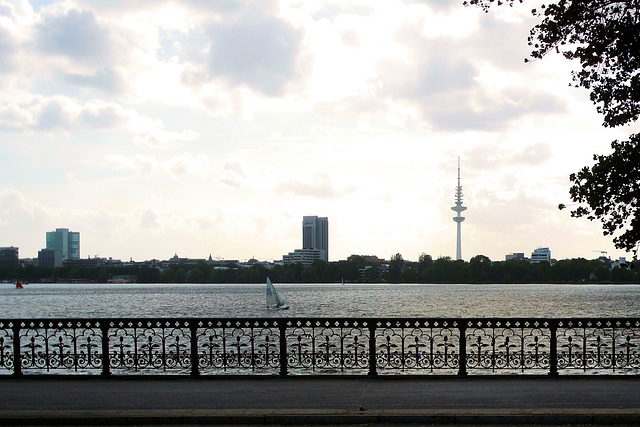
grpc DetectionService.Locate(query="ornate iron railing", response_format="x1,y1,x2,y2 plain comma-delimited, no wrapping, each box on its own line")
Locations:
1,318,639,376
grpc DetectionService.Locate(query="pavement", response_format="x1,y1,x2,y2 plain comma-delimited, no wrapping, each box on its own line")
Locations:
2,375,640,425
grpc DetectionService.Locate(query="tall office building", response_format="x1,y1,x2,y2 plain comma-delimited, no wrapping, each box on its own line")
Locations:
302,216,328,262
283,216,329,266
46,228,80,265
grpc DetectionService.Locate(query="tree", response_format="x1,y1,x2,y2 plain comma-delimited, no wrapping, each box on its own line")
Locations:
469,255,492,283
564,134,640,257
388,253,404,283
465,0,640,127
466,0,640,256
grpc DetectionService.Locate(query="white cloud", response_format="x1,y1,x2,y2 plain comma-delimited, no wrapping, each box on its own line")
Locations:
219,159,249,187
106,152,208,178
276,171,357,199
36,8,111,64
139,208,160,229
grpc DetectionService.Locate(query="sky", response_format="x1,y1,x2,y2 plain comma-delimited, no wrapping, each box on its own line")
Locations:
1,0,639,264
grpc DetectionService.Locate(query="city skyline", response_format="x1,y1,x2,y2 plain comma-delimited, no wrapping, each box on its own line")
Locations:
1,1,638,263
2,224,625,265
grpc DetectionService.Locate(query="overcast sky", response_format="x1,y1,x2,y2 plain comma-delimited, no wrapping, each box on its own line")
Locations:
1,0,638,263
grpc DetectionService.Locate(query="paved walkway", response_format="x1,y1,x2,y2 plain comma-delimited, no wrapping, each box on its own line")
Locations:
2,375,640,425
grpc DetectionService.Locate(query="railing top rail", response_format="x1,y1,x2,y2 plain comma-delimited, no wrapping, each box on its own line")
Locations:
3,316,640,324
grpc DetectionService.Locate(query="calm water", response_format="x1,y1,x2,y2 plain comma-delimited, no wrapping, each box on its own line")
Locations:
2,283,640,318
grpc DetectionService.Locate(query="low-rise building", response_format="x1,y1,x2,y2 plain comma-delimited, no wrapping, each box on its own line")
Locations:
505,252,527,262
283,248,324,267
531,247,552,264
38,248,60,268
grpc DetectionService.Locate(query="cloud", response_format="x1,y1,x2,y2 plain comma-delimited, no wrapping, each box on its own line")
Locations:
219,159,249,187
36,8,111,63
139,208,160,228
0,102,36,128
276,172,357,198
412,56,476,98
132,128,199,147
63,67,125,93
0,0,33,72
166,153,208,176
0,188,50,233
35,97,78,131
465,142,554,171
0,21,16,72
205,9,303,96
106,153,208,178
0,95,198,146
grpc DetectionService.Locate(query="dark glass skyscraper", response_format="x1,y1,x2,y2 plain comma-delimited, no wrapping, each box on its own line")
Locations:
302,216,328,262
46,228,80,263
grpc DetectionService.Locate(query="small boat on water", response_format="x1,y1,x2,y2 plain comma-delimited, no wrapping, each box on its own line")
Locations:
266,277,289,310
15,280,23,289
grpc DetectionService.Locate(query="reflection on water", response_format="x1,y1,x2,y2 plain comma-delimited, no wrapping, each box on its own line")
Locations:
1,283,640,318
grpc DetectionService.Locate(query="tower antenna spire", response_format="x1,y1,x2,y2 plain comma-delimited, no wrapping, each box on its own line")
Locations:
451,157,467,260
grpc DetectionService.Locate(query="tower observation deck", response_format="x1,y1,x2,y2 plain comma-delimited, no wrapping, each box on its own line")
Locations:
451,158,466,260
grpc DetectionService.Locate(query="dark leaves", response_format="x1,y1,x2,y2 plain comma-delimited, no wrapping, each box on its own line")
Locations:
568,133,640,257
465,0,640,128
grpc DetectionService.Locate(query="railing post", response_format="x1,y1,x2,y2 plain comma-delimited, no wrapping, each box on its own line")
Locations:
11,322,22,377
368,323,377,376
548,322,558,376
279,321,288,376
189,322,200,377
100,322,110,377
458,323,467,376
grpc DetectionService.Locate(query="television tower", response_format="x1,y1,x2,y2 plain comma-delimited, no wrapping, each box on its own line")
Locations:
451,157,467,260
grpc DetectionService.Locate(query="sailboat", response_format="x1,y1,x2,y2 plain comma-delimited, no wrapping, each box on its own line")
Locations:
15,280,23,289
266,277,289,310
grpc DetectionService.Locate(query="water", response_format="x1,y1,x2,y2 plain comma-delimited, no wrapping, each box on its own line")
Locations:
2,283,640,318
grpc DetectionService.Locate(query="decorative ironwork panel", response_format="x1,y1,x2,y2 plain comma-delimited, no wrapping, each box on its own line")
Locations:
17,320,103,374
197,319,280,375
2,317,640,377
464,319,550,374
107,319,191,374
557,319,640,373
0,321,14,374
374,319,460,374
285,319,369,374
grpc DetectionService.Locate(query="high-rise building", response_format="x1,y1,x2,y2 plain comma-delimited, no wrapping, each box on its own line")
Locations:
46,228,80,265
451,158,467,261
302,216,328,261
283,216,329,266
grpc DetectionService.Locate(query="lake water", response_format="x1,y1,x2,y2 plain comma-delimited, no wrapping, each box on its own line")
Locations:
2,283,640,318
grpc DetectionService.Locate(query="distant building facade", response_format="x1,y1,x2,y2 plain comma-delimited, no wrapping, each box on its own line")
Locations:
283,216,329,267
45,228,80,266
303,216,328,262
531,247,552,264
506,252,527,262
0,246,19,268
38,249,60,268
283,248,324,266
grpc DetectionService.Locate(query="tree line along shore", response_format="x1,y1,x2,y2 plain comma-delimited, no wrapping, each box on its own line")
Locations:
1,254,638,285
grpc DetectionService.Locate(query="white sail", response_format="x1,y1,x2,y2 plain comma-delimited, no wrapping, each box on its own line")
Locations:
266,277,289,309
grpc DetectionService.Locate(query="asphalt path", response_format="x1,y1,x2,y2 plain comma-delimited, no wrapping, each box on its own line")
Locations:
1,375,640,425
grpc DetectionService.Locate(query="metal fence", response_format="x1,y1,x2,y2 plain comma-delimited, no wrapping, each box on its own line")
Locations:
1,318,639,376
